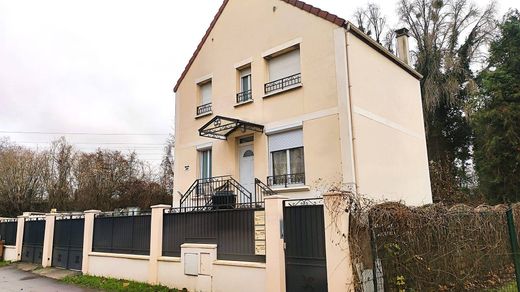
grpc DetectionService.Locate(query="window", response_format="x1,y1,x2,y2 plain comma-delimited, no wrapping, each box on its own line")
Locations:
197,80,212,116
200,80,212,105
237,67,252,103
265,48,301,94
267,49,300,82
268,129,305,187
199,149,212,179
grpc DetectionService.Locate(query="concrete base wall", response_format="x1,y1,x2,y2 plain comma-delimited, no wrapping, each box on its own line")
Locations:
212,261,265,292
157,259,197,291
87,253,150,283
3,245,18,262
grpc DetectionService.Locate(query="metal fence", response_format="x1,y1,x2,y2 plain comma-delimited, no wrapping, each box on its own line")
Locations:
92,212,151,255
162,208,264,262
0,219,17,245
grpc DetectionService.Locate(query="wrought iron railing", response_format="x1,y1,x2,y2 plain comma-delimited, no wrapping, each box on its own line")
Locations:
264,73,301,94
196,102,212,116
267,173,305,188
236,90,252,103
179,176,265,212
255,178,277,200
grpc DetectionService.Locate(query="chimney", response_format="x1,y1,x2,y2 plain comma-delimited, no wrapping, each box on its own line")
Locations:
395,28,410,65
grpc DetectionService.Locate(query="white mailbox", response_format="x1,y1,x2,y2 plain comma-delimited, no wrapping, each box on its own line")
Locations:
184,253,199,276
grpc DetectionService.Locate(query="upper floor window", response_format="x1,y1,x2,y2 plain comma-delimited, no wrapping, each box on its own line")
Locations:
197,80,212,116
267,129,305,187
265,48,301,94
236,67,252,104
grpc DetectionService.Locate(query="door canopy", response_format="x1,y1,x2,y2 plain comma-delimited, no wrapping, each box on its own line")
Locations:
198,116,264,140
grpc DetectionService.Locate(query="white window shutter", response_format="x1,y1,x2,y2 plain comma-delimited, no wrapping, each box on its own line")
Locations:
268,49,300,81
268,129,303,152
200,82,212,105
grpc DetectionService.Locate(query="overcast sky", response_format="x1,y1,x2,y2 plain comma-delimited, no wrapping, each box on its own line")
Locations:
0,0,518,167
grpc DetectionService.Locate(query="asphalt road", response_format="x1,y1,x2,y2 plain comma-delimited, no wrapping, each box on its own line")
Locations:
0,265,94,292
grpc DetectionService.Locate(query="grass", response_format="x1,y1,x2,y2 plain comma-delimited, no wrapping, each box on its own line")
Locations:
62,274,187,292
489,281,517,292
0,260,11,267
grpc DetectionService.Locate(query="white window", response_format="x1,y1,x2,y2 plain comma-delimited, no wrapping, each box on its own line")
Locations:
239,67,251,93
199,81,212,105
267,49,300,82
268,129,305,186
199,149,212,179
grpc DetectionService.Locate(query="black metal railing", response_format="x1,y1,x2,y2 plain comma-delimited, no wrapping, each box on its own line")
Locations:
0,220,18,246
180,176,267,212
255,178,277,200
196,102,212,116
264,73,301,94
267,173,305,188
236,90,252,103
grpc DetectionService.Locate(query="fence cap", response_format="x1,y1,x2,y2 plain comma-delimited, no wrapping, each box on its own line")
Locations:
264,195,289,201
151,204,171,209
84,210,102,214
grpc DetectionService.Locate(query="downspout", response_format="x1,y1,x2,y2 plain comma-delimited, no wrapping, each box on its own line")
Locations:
344,24,360,193
333,26,358,193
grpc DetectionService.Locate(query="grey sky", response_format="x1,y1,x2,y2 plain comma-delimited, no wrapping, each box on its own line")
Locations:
0,0,518,167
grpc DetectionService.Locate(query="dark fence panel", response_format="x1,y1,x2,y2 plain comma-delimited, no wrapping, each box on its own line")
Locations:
93,214,151,255
163,208,264,262
0,221,17,245
22,219,45,264
53,218,85,270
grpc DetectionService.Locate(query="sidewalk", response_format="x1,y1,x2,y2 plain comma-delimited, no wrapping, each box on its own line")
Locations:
0,264,96,292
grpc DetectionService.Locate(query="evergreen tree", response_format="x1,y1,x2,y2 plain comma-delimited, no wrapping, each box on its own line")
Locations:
472,10,520,203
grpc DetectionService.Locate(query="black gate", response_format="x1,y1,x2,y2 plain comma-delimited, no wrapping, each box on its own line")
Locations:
21,218,45,264
284,199,328,292
52,216,85,270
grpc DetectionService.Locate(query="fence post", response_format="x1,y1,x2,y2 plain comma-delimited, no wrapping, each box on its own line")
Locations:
265,195,288,292
41,213,56,267
15,214,27,261
323,192,356,292
506,208,520,290
82,210,101,274
148,204,170,285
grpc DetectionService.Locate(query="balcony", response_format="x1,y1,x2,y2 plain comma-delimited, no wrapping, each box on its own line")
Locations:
267,173,305,188
264,73,301,95
236,89,253,104
196,103,212,117
179,176,276,212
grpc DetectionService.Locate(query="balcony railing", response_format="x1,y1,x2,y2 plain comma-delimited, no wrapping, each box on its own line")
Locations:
264,73,301,94
236,90,252,103
196,103,212,116
267,173,305,188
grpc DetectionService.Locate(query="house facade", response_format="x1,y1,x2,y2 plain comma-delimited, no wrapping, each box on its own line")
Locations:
172,0,432,208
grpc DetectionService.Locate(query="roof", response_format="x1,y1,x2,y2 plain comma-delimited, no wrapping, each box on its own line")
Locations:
173,0,420,92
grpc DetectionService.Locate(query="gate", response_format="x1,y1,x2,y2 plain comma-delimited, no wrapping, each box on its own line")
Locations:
52,216,85,270
21,218,45,264
284,199,328,292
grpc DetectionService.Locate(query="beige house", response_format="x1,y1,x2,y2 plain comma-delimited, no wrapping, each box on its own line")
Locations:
172,0,432,208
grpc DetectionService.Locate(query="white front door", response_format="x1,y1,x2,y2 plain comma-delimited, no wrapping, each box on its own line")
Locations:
239,144,254,201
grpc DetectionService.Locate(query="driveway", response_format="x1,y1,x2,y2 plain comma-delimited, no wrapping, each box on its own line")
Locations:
0,265,95,292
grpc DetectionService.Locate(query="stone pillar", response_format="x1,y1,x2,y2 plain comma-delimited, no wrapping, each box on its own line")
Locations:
265,195,288,292
148,204,170,284
41,213,56,267
15,215,27,261
82,210,101,274
323,193,355,292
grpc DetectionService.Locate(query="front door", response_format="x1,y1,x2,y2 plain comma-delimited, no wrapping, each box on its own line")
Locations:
239,144,254,201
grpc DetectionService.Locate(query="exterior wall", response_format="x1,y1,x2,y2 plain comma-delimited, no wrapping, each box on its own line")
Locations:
3,245,17,261
156,259,265,292
173,0,342,200
87,253,150,283
346,32,432,205
212,261,265,292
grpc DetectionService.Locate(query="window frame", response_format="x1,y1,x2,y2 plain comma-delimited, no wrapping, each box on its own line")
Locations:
271,146,305,184
199,149,212,179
